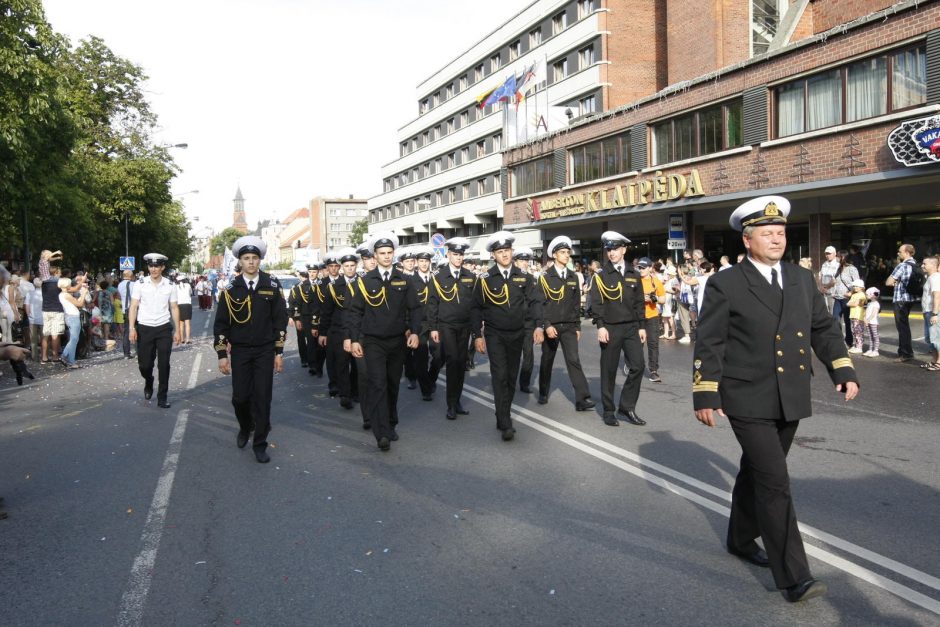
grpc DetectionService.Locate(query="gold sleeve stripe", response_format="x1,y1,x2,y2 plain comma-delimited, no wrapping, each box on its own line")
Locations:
692,383,719,392
214,341,227,352
831,357,853,370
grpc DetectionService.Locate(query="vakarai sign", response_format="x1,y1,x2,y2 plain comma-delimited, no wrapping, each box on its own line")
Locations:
888,115,940,167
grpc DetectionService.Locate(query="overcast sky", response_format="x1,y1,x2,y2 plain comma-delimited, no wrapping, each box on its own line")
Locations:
42,0,531,234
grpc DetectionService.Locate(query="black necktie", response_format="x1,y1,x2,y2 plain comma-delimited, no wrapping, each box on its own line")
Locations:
248,280,254,292
616,265,623,276
383,271,389,283
560,270,566,280
453,271,459,281
503,270,509,280
771,268,781,291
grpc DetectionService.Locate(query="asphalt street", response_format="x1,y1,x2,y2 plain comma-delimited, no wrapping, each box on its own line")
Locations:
1,306,938,626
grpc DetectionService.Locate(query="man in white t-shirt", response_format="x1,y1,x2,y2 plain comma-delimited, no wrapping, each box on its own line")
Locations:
128,253,180,408
117,269,136,358
818,245,839,313
922,255,940,368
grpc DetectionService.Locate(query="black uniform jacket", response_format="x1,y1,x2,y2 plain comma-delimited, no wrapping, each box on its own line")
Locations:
469,264,543,338
590,262,645,327
346,267,423,342
427,266,477,329
214,272,289,358
692,258,859,421
319,274,358,337
540,265,582,327
288,280,320,320
407,273,434,332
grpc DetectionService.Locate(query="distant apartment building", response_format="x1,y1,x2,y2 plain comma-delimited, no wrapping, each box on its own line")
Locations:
260,221,286,265
309,196,369,255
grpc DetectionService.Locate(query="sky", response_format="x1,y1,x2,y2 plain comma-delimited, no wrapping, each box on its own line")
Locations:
42,0,532,234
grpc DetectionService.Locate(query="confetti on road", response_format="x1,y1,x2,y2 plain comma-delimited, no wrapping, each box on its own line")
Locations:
383,548,389,554
550,589,555,595
195,561,206,565
100,537,106,541
366,550,373,556
126,508,133,514
353,569,363,573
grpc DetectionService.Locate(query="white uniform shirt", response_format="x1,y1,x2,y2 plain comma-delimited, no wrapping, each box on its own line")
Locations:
176,282,192,305
131,277,177,327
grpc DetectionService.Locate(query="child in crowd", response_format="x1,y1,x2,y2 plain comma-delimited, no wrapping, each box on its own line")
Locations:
863,286,881,357
847,279,867,354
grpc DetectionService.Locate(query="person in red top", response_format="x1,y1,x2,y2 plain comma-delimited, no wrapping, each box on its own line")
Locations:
637,258,666,383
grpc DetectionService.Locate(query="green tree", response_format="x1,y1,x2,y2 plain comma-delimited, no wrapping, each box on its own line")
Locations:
349,218,368,246
210,227,244,256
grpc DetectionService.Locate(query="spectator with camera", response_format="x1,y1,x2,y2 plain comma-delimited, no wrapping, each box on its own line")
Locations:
58,277,88,369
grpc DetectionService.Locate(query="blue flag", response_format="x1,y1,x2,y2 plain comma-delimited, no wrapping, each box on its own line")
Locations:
484,74,517,107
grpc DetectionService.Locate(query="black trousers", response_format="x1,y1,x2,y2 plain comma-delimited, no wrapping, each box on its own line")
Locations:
230,344,275,449
362,335,406,441
727,416,810,589
311,325,327,375
519,330,534,388
538,323,590,403
643,316,660,373
599,322,645,414
404,347,417,382
294,318,308,365
355,354,369,425
894,300,914,358
328,331,356,399
123,310,132,357
437,324,470,407
413,332,439,396
136,322,172,402
486,327,524,430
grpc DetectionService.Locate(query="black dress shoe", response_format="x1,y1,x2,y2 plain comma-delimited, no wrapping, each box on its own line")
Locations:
144,378,154,400
253,447,270,464
422,394,434,401
157,400,171,409
576,399,596,411
378,437,390,451
728,546,770,567
782,579,827,602
236,430,250,449
407,379,417,390
519,385,532,393
446,406,457,420
620,410,647,426
340,397,353,409
603,414,620,426
537,394,548,404
389,430,399,441
329,390,338,398
362,422,372,430
455,403,469,415
501,427,515,441
309,369,317,376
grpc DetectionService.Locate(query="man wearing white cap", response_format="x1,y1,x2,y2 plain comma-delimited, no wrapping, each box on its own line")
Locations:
128,252,181,409
318,247,361,409
513,246,537,393
213,236,289,464
406,246,439,401
470,231,544,441
537,236,594,410
817,245,839,314
693,195,859,602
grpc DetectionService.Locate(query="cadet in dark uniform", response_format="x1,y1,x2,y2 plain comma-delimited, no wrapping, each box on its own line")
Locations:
397,247,420,390
321,252,341,394
350,238,376,428
591,231,647,427
319,247,360,410
693,196,859,603
348,232,423,451
288,271,311,369
428,237,477,420
406,246,439,401
213,236,289,464
513,247,536,393
537,236,594,411
470,231,544,441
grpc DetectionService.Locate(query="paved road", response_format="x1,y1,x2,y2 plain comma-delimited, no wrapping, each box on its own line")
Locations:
1,306,938,626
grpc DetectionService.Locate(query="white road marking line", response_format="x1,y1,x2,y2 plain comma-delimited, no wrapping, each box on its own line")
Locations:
203,313,211,331
117,352,202,626
460,383,940,615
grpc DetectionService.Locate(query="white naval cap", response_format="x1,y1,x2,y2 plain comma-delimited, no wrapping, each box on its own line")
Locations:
324,251,340,265
232,236,267,259
356,236,375,258
397,246,416,261
601,231,631,250
143,252,169,265
512,246,534,261
547,235,573,255
729,195,790,231
372,231,399,252
485,230,515,252
412,245,434,260
444,237,471,253
337,247,359,264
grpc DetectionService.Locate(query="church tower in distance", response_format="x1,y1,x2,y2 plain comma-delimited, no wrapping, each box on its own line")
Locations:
232,185,249,233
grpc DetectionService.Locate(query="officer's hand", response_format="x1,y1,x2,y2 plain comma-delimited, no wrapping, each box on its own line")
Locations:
318,336,327,347
533,327,544,345
695,407,725,427
343,339,352,353
430,330,440,343
312,329,318,337
289,318,296,329
546,325,558,339
173,331,182,345
576,330,581,341
294,319,302,331
274,354,283,373
597,327,609,344
218,358,231,375
474,337,486,354
406,334,420,349
638,328,647,344
351,342,363,358
836,381,859,401
129,328,137,343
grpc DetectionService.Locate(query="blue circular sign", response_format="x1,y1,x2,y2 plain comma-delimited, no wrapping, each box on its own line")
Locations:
431,233,445,247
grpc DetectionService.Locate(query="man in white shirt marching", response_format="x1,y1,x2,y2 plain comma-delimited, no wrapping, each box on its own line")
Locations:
128,253,181,408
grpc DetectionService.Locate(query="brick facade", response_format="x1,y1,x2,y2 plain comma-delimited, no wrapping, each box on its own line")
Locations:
812,0,901,33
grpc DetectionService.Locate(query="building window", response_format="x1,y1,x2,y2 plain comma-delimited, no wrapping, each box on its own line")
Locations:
459,75,468,91
435,191,443,207
653,100,743,164
422,131,430,146
461,146,470,163
552,11,567,35
493,134,502,151
384,180,391,192
579,45,595,70
420,99,429,114
476,179,486,196
446,84,454,100
447,152,456,168
552,58,568,82
462,182,470,198
474,64,484,83
422,163,430,178
751,0,786,57
579,95,596,115
346,208,357,216
432,92,440,107
476,140,486,158
511,156,553,196
447,118,455,134
490,53,501,73
435,124,442,139
411,167,418,182
434,157,442,173
776,44,926,137
509,40,521,61
460,111,469,127
529,27,542,48
448,187,456,203
578,0,595,19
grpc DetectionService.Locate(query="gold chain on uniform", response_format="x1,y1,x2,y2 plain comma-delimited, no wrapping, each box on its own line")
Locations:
432,275,460,303
328,283,344,308
357,277,388,308
539,275,565,302
481,276,510,306
595,273,624,302
418,284,429,304
223,289,252,323
295,283,309,303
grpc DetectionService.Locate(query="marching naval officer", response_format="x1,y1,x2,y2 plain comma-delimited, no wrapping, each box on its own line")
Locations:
513,246,537,394
213,236,289,464
693,196,859,602
407,245,440,401
470,231,544,441
591,231,647,426
128,253,181,409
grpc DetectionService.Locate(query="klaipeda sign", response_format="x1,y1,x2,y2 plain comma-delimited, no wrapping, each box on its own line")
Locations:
526,169,705,221
888,115,940,167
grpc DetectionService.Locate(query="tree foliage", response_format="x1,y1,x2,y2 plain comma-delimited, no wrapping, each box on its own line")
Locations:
0,1,190,273
209,227,244,257
349,218,369,246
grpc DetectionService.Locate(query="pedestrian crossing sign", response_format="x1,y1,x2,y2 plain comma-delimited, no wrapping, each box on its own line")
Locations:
119,256,135,271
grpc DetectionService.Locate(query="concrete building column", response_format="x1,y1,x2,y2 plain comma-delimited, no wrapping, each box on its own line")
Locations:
808,212,831,269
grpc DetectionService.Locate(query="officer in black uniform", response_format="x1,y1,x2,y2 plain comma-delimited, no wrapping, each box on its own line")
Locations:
470,231,544,441
350,238,376,429
213,236,289,464
591,231,647,427
306,262,327,378
320,252,341,394
428,237,477,420
348,232,422,452
694,195,859,603
397,247,420,390
404,246,439,402
319,247,360,410
537,236,594,411
288,270,311,369
513,247,537,393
